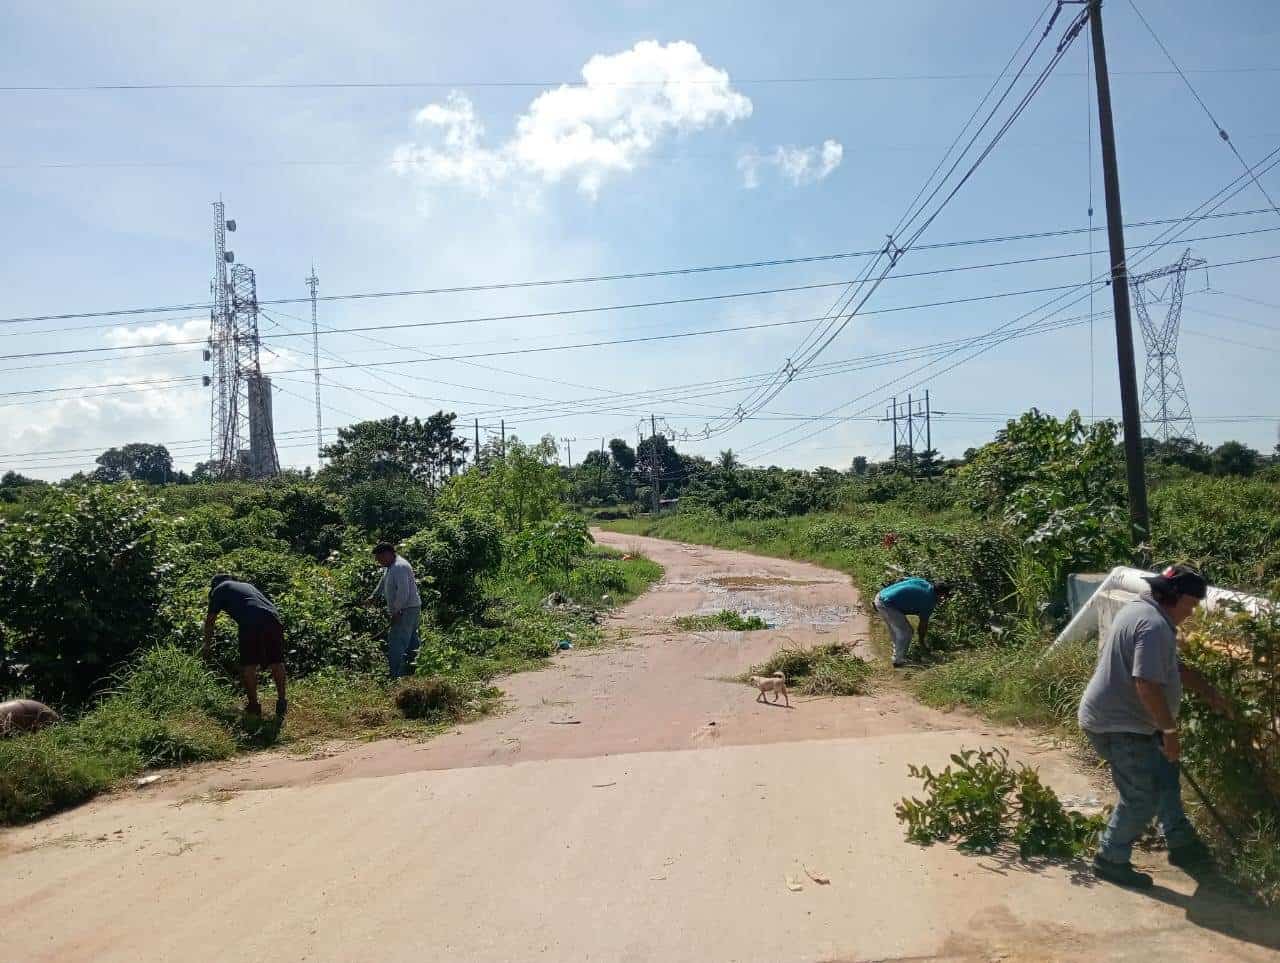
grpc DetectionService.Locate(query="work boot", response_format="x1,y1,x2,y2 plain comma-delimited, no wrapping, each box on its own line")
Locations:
1168,839,1215,872
1093,857,1154,890
244,701,262,719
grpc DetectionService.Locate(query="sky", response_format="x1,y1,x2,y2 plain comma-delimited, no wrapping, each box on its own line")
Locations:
1,0,1278,480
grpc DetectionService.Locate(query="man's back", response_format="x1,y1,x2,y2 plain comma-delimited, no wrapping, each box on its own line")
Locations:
879,577,936,616
209,579,281,629
1078,595,1180,734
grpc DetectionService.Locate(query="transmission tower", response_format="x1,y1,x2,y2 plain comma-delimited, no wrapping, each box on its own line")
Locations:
206,201,280,478
1129,248,1206,443
306,266,322,464
880,391,932,470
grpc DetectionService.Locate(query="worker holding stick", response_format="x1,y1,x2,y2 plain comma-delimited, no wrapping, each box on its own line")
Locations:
1078,564,1233,889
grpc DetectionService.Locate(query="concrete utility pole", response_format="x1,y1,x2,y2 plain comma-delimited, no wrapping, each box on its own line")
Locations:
500,420,506,458
1090,0,1150,549
306,266,322,465
474,418,480,467
650,414,661,514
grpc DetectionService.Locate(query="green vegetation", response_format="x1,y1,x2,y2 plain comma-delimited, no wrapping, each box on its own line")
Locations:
0,416,662,824
745,643,873,697
895,747,1107,860
674,610,769,632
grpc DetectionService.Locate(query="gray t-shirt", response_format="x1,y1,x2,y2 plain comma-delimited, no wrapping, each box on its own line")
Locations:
1078,594,1182,734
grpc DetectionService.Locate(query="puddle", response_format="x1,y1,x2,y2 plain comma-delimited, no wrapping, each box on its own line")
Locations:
710,576,836,590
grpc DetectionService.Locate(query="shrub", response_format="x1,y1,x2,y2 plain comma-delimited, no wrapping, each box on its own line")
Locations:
401,512,503,624
895,747,1106,858
341,480,434,542
1150,476,1280,589
0,484,166,706
0,730,127,824
508,514,591,581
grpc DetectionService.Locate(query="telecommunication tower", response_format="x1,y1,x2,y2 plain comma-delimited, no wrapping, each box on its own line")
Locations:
206,201,280,477
1129,248,1206,443
306,266,322,464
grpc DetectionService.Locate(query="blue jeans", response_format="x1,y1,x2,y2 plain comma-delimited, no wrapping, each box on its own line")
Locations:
1086,729,1199,865
874,594,914,662
387,607,422,679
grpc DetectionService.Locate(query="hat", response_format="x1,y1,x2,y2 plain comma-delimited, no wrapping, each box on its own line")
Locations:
1143,563,1207,600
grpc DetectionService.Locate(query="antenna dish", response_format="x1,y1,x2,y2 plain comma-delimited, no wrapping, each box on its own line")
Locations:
224,251,235,263
226,219,236,232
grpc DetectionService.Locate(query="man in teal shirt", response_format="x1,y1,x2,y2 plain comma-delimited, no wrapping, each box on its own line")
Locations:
873,577,953,667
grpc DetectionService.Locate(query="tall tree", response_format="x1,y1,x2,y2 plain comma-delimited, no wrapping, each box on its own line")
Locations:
850,455,869,476
93,443,173,484
320,413,468,487
608,438,636,473
1212,440,1261,477
718,449,739,471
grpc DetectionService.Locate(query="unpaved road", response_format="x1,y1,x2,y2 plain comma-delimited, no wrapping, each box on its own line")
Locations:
2,532,1277,962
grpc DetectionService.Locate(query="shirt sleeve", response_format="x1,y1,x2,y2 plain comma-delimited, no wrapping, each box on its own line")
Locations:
1131,618,1171,684
207,588,223,617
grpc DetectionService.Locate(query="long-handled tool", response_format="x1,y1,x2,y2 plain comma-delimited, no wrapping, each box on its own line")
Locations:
1178,761,1244,851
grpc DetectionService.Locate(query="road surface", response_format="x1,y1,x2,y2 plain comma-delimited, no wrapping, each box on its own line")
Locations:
2,531,1277,962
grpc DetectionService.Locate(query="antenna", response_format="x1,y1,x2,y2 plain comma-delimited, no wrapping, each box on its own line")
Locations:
306,265,322,464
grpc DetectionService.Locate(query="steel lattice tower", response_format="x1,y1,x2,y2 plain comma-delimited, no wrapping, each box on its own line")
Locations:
1129,248,1206,444
207,201,280,477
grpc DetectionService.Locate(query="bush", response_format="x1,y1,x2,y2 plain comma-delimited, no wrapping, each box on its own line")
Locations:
0,484,166,706
341,480,434,542
747,643,873,696
1150,476,1280,589
401,512,503,624
0,730,127,824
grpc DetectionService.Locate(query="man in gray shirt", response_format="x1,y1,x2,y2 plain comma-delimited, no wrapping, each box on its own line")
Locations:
368,542,423,678
1078,564,1230,889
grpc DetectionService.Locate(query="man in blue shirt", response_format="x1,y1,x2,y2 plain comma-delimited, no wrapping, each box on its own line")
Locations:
873,577,953,668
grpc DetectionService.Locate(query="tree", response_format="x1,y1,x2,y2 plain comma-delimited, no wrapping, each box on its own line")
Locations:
1212,440,1261,477
850,456,869,476
93,443,173,484
320,413,468,487
914,448,942,479
0,471,44,502
636,434,684,491
718,449,740,471
437,437,564,534
608,438,636,473
1144,436,1212,474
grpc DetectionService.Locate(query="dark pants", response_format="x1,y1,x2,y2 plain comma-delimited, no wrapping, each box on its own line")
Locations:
1086,729,1199,865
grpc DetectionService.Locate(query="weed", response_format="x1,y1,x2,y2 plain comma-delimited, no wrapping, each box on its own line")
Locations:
674,610,769,632
394,676,484,721
895,747,1106,859
745,643,873,697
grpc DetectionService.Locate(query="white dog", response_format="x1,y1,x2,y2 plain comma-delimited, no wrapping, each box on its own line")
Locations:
749,671,789,707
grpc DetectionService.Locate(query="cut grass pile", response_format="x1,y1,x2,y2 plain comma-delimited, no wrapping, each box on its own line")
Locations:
674,610,769,632
745,643,874,697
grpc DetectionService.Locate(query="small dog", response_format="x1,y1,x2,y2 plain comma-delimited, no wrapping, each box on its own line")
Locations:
749,671,789,707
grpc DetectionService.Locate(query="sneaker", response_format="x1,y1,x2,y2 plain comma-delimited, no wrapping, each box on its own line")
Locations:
1093,857,1154,889
275,698,288,719
1168,839,1215,872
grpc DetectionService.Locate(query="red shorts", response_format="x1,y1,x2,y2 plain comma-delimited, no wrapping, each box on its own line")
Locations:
238,620,285,666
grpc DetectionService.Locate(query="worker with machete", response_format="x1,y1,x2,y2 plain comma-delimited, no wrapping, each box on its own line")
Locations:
1078,563,1233,889
366,542,423,679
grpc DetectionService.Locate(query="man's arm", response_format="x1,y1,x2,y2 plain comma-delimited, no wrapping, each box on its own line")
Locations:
202,610,218,658
917,615,930,646
367,570,387,606
1134,679,1180,760
1180,663,1233,717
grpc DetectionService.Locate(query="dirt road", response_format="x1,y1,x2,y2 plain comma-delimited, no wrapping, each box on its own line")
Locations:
3,532,1277,961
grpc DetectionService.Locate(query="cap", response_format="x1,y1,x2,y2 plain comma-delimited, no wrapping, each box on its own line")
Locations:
1143,563,1208,600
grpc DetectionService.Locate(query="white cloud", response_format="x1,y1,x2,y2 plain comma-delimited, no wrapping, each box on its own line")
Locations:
105,318,208,348
392,40,753,198
739,139,844,189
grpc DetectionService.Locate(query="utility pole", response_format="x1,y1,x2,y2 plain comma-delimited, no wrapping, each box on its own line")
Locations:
650,414,661,514
474,418,480,468
306,266,322,465
1090,0,1150,549
889,396,898,469
562,438,572,468
924,389,932,456
905,393,915,471
500,419,506,458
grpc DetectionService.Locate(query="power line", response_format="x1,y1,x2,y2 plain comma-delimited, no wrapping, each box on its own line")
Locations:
1127,0,1280,222
3,66,1278,93
4,205,1275,327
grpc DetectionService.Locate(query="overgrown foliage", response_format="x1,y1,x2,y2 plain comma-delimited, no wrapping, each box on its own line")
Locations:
895,747,1107,859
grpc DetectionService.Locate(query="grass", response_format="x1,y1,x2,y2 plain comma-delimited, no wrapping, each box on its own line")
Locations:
0,549,665,827
745,643,874,697
674,610,769,631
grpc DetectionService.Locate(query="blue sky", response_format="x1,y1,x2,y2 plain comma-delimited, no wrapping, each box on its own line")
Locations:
2,0,1277,479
